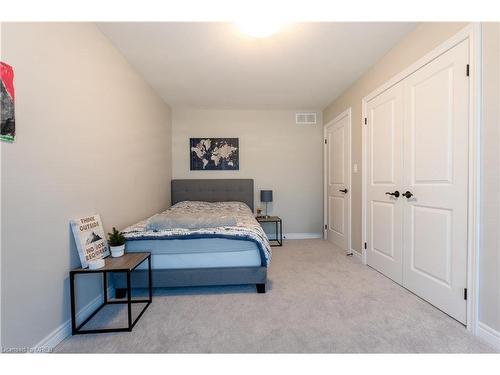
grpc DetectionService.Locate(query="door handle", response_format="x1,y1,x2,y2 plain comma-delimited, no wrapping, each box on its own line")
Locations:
402,191,413,199
339,188,348,193
385,191,400,198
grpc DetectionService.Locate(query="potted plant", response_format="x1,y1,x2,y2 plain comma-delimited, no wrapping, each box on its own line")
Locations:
108,227,126,257
256,207,262,218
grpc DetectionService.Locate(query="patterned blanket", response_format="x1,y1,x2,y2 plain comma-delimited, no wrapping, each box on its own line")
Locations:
122,201,272,267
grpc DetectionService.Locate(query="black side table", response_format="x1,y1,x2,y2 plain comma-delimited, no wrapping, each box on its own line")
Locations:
69,252,152,335
256,216,283,247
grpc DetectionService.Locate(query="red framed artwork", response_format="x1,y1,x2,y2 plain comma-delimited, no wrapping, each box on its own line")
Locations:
1,61,15,142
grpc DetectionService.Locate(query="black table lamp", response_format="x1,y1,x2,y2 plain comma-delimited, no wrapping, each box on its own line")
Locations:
260,190,273,218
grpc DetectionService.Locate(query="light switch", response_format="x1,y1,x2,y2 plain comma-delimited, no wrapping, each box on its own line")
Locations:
353,164,358,173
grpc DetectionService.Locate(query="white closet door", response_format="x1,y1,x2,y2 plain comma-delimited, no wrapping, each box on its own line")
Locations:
366,82,404,283
325,113,350,252
402,39,469,323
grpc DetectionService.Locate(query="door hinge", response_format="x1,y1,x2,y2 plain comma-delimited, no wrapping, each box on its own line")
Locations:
324,139,327,144
325,224,327,230
364,117,367,125
466,64,470,77
464,288,468,300
364,242,367,249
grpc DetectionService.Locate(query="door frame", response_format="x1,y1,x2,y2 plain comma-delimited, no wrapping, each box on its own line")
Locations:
323,107,352,254
361,23,481,332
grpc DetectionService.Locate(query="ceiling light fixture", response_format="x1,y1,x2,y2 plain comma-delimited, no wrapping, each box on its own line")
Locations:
235,19,287,38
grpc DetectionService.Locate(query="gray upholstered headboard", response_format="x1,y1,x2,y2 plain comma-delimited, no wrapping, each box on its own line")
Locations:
171,179,254,212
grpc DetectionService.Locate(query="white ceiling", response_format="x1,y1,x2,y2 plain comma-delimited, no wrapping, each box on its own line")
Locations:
97,22,417,109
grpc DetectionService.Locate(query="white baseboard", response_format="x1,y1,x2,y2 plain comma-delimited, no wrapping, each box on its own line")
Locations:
477,321,500,350
283,233,322,239
35,287,113,350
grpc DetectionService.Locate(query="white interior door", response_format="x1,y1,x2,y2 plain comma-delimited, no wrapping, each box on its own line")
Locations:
402,39,469,324
325,110,351,252
365,82,404,283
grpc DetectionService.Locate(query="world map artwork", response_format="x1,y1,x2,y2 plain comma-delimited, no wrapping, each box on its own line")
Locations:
190,138,239,170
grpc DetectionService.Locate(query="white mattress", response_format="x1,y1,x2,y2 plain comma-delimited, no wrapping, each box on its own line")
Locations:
125,238,261,269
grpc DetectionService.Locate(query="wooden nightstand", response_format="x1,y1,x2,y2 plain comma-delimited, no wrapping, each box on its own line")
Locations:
256,216,283,247
69,252,152,335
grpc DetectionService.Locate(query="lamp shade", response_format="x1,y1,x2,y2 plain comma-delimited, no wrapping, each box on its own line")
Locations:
260,190,273,202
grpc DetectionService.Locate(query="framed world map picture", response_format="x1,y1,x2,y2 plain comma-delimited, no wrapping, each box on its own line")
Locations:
190,138,239,170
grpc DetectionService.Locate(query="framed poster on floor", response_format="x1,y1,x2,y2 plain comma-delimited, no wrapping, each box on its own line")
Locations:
70,214,110,268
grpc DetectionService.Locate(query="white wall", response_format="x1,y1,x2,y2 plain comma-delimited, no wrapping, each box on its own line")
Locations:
1,23,172,347
478,22,500,335
172,108,323,236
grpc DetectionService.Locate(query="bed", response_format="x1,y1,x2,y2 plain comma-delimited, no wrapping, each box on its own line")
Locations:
113,179,271,293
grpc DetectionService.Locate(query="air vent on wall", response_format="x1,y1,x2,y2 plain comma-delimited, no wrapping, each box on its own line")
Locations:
296,112,317,125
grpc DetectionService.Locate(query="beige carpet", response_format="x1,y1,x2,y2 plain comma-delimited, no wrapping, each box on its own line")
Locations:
56,239,495,353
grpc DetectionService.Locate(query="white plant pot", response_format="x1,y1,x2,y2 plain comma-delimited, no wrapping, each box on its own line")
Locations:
88,258,105,270
110,244,125,258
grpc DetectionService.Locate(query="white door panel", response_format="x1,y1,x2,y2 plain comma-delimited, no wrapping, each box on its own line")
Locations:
330,126,345,185
409,205,452,285
329,196,345,235
325,111,350,252
366,82,404,283
371,201,396,259
402,39,469,324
